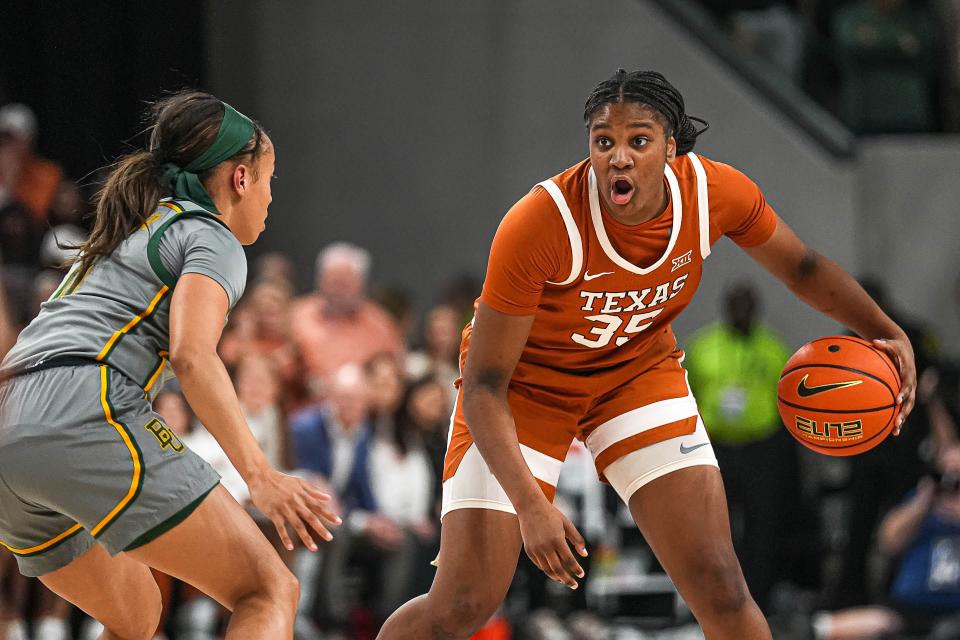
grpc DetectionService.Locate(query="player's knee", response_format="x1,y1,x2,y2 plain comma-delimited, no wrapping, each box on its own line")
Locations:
108,579,162,639
230,556,299,615
269,564,300,609
427,588,500,638
690,554,750,616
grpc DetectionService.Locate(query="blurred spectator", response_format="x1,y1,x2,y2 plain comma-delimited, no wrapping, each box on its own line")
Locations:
365,351,406,438
0,104,62,222
0,199,41,328
438,272,482,328
372,284,416,344
809,444,960,639
39,179,87,270
235,354,289,470
833,0,939,133
882,444,960,629
395,377,455,517
0,275,13,358
366,377,438,617
686,281,800,611
290,242,405,398
290,364,377,524
289,364,380,631
836,276,944,606
0,200,40,271
406,304,462,399
217,304,257,370
252,251,296,290
228,280,307,410
938,0,960,131
704,0,806,82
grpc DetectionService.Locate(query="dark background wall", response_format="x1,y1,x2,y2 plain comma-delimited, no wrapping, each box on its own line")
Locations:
4,1,958,351
0,1,206,183
205,0,858,347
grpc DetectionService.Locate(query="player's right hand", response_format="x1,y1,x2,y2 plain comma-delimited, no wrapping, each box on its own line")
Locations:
248,468,342,552
517,500,588,589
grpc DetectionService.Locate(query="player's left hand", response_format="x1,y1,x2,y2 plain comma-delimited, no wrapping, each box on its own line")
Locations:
249,469,342,552
873,333,916,436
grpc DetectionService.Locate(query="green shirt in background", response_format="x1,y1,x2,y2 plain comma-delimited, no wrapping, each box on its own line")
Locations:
685,323,791,445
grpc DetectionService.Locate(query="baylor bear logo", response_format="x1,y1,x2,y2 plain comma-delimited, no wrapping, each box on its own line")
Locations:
144,418,184,453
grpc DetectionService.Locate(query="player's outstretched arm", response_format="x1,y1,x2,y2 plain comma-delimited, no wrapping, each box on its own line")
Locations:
743,219,916,432
462,302,588,589
169,273,341,551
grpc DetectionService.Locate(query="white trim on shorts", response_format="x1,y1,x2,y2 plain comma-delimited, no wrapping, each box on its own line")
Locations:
440,443,564,518
440,395,719,518
602,415,718,504
584,393,699,458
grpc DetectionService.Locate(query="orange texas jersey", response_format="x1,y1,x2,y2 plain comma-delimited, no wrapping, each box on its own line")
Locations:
475,153,779,374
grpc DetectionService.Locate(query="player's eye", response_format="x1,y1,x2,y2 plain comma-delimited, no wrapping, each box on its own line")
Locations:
633,136,649,147
595,137,611,149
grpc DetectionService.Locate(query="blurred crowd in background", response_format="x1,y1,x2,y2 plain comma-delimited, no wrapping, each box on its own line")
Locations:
2,52,960,637
692,0,960,134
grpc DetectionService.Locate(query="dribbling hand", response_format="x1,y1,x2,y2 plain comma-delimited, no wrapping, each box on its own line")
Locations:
518,500,588,589
248,469,342,552
873,335,916,435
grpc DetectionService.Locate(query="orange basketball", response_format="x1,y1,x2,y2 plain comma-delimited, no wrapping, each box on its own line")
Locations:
777,336,901,456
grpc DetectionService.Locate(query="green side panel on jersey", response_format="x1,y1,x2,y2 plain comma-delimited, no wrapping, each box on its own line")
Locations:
146,202,229,288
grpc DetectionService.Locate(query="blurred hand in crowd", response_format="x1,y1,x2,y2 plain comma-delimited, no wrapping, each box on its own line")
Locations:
364,513,405,551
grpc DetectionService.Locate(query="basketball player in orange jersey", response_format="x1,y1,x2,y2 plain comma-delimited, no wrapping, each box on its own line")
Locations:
377,69,917,640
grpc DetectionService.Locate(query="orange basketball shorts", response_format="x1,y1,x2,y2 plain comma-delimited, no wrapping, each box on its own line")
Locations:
441,351,718,517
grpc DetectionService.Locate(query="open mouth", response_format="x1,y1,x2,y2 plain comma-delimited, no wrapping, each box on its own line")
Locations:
611,177,635,206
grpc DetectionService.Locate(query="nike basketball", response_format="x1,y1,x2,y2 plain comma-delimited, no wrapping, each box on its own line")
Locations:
777,336,901,456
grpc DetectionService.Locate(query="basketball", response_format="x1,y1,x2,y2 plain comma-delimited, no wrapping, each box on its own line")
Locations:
777,336,901,456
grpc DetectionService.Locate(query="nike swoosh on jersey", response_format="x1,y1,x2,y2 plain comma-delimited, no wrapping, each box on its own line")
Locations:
796,374,863,398
679,441,710,454
583,271,614,281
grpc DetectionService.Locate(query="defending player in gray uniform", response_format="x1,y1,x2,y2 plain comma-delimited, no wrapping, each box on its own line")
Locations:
0,92,338,639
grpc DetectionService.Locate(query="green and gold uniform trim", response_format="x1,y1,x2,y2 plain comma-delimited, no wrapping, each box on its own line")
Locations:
142,350,169,392
49,260,92,300
91,365,145,538
0,366,146,554
147,200,230,289
95,286,170,363
0,522,84,557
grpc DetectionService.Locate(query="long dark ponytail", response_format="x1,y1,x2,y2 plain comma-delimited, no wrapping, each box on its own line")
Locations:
583,69,709,155
75,91,265,278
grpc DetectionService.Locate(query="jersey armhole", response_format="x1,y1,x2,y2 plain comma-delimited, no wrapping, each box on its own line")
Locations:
147,202,231,288
536,180,583,286
687,153,711,260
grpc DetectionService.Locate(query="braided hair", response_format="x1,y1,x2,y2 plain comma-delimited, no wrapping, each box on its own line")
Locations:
583,69,708,155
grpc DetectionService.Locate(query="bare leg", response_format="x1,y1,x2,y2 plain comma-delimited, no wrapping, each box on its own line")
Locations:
376,509,522,640
40,545,162,640
127,485,298,639
628,466,772,640
41,486,296,640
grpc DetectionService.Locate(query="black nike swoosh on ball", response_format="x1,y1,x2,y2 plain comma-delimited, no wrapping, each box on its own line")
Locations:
796,374,862,398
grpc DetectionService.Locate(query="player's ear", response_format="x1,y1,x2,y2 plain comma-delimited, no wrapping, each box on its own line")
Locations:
666,136,677,162
232,164,247,194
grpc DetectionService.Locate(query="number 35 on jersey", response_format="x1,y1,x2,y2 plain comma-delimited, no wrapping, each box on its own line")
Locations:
572,274,689,349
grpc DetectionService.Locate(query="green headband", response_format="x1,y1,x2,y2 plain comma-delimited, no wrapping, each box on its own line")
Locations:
160,101,256,213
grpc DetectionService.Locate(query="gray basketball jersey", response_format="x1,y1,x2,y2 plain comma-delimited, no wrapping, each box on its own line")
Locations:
1,198,247,391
